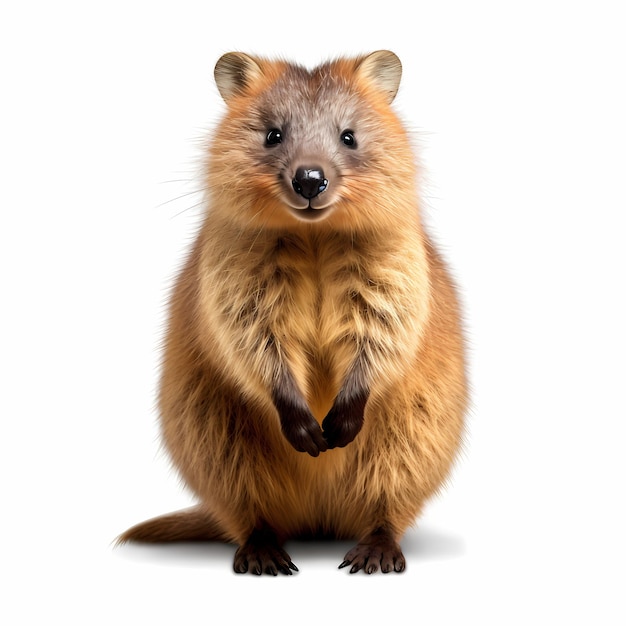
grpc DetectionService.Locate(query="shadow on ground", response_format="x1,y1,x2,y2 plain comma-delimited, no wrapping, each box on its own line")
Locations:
113,525,464,571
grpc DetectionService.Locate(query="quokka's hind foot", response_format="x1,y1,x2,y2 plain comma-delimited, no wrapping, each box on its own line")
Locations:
234,525,298,576
339,527,406,574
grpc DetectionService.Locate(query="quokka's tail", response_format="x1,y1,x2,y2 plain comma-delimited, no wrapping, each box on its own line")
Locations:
116,506,228,545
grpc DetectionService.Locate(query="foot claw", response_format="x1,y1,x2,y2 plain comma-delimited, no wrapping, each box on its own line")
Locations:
339,529,405,575
234,526,297,576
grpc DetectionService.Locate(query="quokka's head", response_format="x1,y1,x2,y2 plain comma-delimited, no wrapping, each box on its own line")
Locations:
206,51,418,231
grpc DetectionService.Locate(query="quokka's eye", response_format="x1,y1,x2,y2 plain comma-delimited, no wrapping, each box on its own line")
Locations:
340,130,356,148
265,129,283,146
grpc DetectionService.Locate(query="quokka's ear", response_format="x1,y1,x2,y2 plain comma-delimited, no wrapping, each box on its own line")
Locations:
214,52,263,101
356,50,402,103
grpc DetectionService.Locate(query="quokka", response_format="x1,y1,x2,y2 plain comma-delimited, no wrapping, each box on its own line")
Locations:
118,50,467,575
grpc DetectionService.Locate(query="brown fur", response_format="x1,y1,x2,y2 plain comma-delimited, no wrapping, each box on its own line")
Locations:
118,51,467,575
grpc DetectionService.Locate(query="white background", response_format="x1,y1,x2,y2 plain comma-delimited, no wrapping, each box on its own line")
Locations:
2,1,625,624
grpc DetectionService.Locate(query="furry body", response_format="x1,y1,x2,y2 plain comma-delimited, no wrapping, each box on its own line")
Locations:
119,51,467,574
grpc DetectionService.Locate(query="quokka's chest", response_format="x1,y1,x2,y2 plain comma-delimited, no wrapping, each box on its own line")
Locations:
202,228,426,365
211,235,367,332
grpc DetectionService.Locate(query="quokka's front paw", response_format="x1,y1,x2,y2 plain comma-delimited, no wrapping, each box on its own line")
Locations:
322,393,366,449
279,405,328,456
273,367,328,456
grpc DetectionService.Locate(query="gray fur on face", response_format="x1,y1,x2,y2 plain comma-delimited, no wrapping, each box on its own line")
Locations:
249,66,375,192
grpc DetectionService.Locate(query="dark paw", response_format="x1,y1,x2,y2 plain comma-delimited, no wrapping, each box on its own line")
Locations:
234,528,298,576
338,531,405,574
322,394,366,449
280,407,328,457
273,370,328,456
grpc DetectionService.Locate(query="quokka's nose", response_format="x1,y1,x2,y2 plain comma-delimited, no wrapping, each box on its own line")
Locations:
292,167,328,199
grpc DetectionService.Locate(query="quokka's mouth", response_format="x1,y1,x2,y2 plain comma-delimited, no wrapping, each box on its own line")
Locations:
289,204,333,222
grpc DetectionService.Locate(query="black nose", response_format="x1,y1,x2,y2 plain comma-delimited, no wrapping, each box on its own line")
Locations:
292,167,328,199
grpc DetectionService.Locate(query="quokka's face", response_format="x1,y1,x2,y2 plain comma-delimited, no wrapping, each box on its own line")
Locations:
208,53,414,231
245,74,365,223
